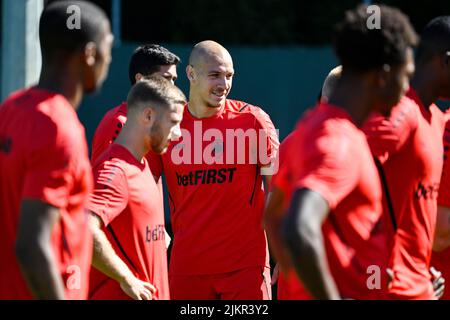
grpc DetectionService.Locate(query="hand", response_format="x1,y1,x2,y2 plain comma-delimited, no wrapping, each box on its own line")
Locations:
430,266,445,300
120,275,157,300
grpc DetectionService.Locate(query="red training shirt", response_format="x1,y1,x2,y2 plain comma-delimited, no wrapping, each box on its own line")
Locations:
431,119,450,300
276,102,389,299
87,144,169,300
0,88,93,299
91,102,127,163
363,89,447,299
147,99,279,275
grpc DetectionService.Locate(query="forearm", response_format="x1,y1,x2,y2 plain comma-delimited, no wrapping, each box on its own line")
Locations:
264,213,293,270
16,200,66,300
16,241,66,299
90,217,134,283
282,188,340,300
89,214,157,300
283,226,340,299
433,205,450,252
263,188,292,269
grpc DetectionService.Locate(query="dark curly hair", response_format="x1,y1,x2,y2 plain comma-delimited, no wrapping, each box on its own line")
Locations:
40,1,109,62
416,16,450,64
128,44,180,85
333,4,418,72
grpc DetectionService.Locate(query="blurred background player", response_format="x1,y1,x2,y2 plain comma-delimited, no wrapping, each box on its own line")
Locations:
87,77,186,300
270,4,417,299
91,44,180,162
147,40,279,300
363,15,450,300
0,1,113,299
265,65,342,300
401,16,450,300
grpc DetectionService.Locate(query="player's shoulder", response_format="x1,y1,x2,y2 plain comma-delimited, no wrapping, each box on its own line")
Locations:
303,103,358,136
226,99,266,115
93,144,138,174
23,89,85,142
0,88,30,108
99,102,128,125
104,102,127,117
391,95,420,125
226,99,274,127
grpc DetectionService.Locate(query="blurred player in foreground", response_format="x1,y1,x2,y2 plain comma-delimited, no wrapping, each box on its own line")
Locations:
267,4,417,299
0,1,113,299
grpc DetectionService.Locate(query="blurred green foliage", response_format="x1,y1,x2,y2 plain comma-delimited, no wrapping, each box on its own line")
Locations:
90,0,450,45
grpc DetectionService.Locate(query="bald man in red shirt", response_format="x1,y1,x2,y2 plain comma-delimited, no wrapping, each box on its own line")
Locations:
147,40,279,300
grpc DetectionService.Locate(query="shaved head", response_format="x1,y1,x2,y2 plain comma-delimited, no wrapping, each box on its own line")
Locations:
186,40,234,115
189,40,233,69
322,65,342,100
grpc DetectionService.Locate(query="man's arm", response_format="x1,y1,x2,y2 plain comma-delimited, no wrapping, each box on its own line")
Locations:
282,188,340,300
89,214,156,300
433,205,450,252
15,200,66,300
263,187,292,271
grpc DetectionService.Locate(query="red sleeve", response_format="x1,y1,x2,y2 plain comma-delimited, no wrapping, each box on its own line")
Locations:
439,123,450,207
91,112,127,163
86,162,128,226
270,132,295,193
249,106,280,171
271,164,292,195
292,133,359,210
363,99,417,163
22,116,80,208
146,150,164,178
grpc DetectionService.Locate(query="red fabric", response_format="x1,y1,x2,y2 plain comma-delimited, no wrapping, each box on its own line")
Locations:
277,269,312,300
363,89,446,299
277,102,389,299
147,99,279,276
431,120,450,300
91,102,127,163
438,121,450,208
270,133,313,300
169,266,271,300
0,88,93,299
87,144,169,300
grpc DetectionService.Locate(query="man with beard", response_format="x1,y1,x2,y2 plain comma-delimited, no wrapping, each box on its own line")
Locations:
87,77,185,300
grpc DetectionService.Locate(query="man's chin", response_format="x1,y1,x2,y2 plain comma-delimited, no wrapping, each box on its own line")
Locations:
207,100,225,109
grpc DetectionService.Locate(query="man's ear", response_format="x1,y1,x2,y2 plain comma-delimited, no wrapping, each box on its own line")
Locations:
143,107,156,126
186,65,195,81
375,67,390,89
84,42,97,66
